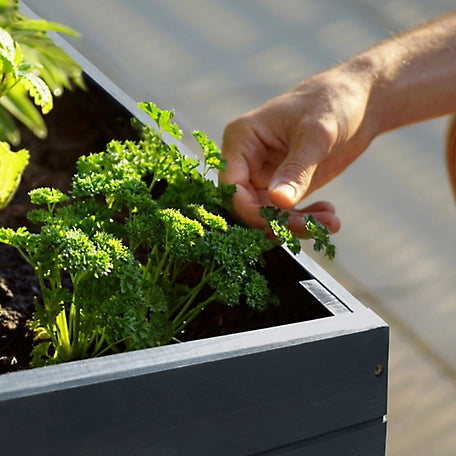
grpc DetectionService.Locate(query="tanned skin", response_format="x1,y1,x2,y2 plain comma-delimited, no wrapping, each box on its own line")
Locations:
220,12,456,234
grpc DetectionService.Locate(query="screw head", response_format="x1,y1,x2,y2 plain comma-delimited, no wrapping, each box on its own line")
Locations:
375,364,384,377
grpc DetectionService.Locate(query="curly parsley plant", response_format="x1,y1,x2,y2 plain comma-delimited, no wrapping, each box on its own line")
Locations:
0,102,335,367
0,103,274,366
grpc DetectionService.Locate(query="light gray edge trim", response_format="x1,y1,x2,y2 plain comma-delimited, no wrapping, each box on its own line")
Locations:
0,310,387,401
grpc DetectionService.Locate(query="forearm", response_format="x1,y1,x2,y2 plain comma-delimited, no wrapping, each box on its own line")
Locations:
220,11,456,225
342,11,456,136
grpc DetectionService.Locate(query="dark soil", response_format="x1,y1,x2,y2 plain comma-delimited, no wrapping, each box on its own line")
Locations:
0,75,330,374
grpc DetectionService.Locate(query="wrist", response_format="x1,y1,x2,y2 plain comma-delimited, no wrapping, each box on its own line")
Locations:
337,52,386,138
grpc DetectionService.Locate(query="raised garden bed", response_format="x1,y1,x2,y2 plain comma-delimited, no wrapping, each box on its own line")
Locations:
0,7,389,455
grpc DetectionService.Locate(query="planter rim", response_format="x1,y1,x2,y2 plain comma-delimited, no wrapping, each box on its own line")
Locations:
0,299,385,401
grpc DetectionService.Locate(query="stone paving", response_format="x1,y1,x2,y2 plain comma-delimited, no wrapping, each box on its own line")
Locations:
23,1,456,454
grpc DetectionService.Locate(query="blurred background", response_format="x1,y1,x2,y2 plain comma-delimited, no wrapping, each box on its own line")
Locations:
23,1,456,454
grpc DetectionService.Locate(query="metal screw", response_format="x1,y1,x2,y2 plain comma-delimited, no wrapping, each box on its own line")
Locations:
375,364,384,377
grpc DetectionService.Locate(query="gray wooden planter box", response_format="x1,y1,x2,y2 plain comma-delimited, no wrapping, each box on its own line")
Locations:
0,12,389,456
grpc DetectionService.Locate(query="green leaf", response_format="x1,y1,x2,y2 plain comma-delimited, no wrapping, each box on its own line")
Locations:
0,83,47,139
30,341,54,368
192,130,226,174
11,18,80,38
188,204,228,231
0,4,84,142
0,26,16,67
0,99,19,143
29,187,68,206
18,69,53,114
0,26,19,96
259,207,336,259
0,140,28,209
138,102,182,139
260,206,301,254
304,214,336,260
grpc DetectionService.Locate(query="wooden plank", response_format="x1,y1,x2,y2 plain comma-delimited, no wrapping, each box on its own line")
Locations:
0,326,388,455
0,300,386,399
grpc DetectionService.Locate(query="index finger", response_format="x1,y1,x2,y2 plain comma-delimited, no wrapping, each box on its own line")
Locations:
229,183,268,229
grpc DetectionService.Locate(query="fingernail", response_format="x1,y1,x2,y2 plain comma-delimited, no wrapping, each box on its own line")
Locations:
271,183,297,202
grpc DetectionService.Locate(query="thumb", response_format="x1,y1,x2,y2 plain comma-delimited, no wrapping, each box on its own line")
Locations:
268,147,318,208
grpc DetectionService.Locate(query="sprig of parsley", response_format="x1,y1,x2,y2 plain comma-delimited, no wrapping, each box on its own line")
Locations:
304,214,336,260
260,206,336,260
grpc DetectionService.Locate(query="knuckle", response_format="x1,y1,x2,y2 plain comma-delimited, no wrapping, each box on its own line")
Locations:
224,114,253,136
299,116,338,150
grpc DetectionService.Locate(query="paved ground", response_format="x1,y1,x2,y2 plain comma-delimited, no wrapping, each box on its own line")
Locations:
23,1,456,454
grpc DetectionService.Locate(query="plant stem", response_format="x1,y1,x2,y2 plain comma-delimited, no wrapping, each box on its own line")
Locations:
171,263,223,331
55,308,72,360
173,294,217,336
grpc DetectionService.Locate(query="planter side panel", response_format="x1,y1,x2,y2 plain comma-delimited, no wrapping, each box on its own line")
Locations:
1,326,387,456
256,417,386,456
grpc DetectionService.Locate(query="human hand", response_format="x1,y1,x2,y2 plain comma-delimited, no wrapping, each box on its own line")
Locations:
220,11,456,235
220,65,376,235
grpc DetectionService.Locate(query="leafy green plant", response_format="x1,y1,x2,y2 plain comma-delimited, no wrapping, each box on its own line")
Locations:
0,103,335,367
0,1,83,210
0,0,83,144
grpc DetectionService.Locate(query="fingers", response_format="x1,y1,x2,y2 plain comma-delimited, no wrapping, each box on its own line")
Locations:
231,185,340,241
289,210,341,236
299,200,337,213
219,129,250,188
228,177,340,238
229,184,268,229
286,200,340,235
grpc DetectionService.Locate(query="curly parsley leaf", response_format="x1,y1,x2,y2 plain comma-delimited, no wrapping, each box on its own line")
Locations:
304,214,336,260
260,206,336,260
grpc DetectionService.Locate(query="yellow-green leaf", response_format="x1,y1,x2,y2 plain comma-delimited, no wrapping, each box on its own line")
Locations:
0,140,29,209
19,71,53,114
